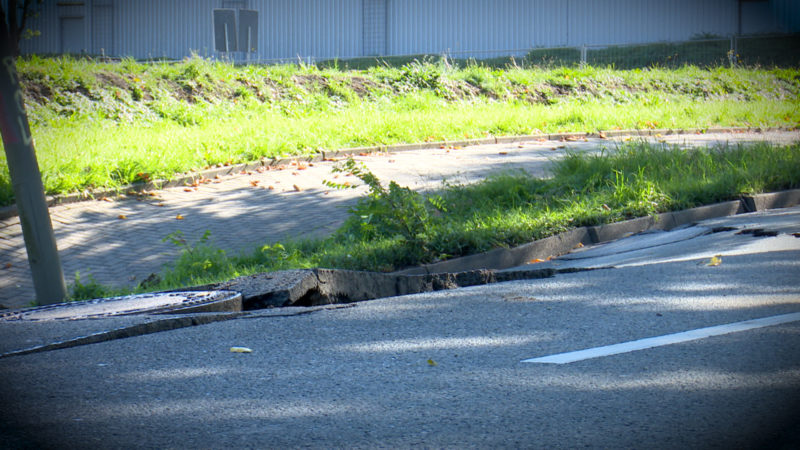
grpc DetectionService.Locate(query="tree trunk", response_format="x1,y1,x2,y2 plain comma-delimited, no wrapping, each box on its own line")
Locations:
0,27,67,305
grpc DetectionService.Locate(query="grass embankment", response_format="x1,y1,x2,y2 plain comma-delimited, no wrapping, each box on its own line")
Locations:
1,56,799,206
71,141,800,301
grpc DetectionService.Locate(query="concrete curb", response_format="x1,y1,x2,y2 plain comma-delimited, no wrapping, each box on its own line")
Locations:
0,126,787,220
395,189,800,275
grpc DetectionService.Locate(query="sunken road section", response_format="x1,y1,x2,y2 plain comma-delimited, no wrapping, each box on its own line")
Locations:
193,267,589,309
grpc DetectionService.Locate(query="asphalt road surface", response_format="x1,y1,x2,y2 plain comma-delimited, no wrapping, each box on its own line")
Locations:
1,208,799,449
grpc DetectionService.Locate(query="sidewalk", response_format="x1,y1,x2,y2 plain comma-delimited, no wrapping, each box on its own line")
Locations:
1,130,798,309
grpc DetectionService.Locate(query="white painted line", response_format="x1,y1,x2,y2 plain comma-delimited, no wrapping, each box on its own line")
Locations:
522,312,800,364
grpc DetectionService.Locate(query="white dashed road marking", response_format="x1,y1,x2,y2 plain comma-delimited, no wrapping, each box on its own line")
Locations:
522,312,800,364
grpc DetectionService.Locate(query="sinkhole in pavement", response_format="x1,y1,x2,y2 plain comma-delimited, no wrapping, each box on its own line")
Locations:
0,267,571,322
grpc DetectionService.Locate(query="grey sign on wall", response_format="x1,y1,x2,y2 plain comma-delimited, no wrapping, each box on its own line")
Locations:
213,9,238,52
238,10,258,53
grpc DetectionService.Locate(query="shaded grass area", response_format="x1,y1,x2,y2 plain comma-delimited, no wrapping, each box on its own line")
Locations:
1,56,799,206
70,141,800,301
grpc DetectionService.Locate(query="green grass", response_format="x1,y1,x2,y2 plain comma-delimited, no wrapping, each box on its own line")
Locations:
1,57,799,206
68,140,800,301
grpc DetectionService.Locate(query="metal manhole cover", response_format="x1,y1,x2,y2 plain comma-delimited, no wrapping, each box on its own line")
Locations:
0,291,242,321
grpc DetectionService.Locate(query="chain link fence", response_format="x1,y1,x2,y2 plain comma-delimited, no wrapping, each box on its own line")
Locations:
522,34,800,69
238,33,800,69
312,33,799,70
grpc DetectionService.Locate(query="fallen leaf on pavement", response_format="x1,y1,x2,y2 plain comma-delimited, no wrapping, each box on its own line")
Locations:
101,197,112,202
118,214,127,219
706,255,722,266
250,180,260,186
3,263,12,269
504,295,538,302
175,214,184,220
427,359,437,366
293,184,302,192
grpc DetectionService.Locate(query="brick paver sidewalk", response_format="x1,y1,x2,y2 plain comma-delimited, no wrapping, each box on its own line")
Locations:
1,131,797,309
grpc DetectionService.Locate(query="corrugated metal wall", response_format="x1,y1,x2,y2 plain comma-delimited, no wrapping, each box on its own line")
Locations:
15,0,795,61
774,0,800,32
18,0,364,60
565,0,737,46
387,0,568,56
260,0,363,60
387,0,740,56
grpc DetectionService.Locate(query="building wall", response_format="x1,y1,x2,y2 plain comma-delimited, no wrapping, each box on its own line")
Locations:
15,0,797,61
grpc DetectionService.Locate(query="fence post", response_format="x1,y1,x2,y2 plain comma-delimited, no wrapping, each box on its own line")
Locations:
580,44,587,67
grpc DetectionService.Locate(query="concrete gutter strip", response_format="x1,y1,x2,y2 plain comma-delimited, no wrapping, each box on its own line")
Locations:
0,127,790,220
0,303,357,359
0,312,245,359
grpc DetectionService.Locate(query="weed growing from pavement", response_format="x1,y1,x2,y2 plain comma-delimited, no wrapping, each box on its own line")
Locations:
1,56,799,206
66,141,800,300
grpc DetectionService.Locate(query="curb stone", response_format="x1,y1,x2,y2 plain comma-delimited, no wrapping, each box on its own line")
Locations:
396,189,800,275
0,126,789,220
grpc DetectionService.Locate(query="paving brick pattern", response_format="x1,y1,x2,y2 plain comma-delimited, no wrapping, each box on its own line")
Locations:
1,131,798,309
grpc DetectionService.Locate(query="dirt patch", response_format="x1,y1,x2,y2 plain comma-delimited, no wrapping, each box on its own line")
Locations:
95,71,130,91
20,79,52,104
348,76,380,97
292,73,329,91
